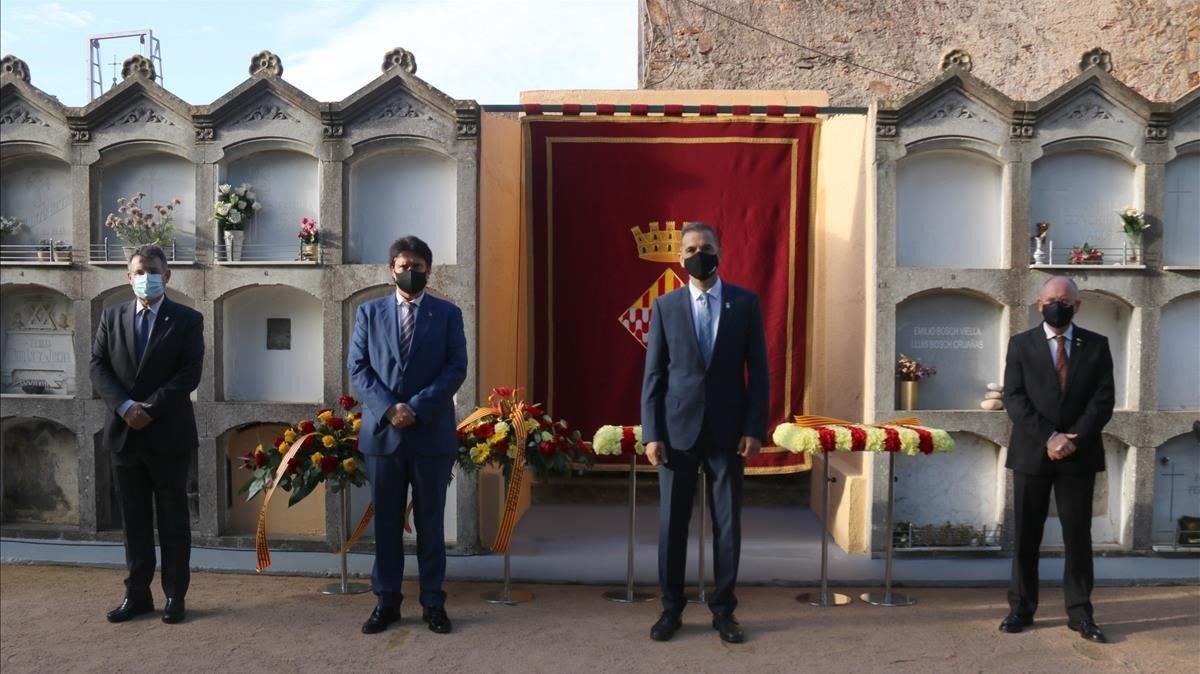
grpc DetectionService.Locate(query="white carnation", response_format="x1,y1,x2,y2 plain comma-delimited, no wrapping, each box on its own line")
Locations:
216,202,231,216
219,184,231,194
251,202,262,212
228,210,242,224
235,186,246,197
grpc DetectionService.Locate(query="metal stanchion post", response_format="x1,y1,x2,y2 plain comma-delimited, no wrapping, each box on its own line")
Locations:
797,455,850,606
319,488,370,595
604,454,655,603
861,452,915,606
483,475,534,605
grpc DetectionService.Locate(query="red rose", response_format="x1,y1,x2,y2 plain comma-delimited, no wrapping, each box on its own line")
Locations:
255,452,268,468
339,395,358,411
286,456,301,474
302,435,318,450
538,441,554,457
320,454,339,473
326,416,345,431
273,436,284,447
350,438,360,454
473,422,494,439
298,420,316,434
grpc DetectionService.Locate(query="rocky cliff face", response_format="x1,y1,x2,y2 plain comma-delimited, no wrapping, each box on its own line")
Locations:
639,0,1198,103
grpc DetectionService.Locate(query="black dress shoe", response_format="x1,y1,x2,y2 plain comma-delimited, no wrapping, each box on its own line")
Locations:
361,606,400,634
712,613,745,644
106,597,155,623
1069,619,1107,643
422,606,453,634
998,614,1033,633
649,611,682,642
162,597,186,624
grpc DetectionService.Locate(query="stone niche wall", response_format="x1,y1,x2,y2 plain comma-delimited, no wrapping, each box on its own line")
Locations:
894,291,1003,410
0,286,75,396
1043,435,1131,547
223,150,319,257
894,432,1002,534
1030,150,1135,255
1153,433,1200,548
1158,293,1200,411
97,153,197,255
1026,290,1132,409
1162,153,1199,268
1,417,79,525
0,157,72,247
221,423,324,537
347,147,458,265
220,285,324,403
895,149,1003,268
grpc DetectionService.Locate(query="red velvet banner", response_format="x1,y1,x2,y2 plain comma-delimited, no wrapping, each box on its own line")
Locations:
526,117,818,461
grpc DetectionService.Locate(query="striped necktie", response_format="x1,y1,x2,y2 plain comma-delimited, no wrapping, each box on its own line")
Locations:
399,301,415,367
1054,335,1068,391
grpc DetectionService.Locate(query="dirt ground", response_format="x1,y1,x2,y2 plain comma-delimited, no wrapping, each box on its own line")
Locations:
1,564,1197,673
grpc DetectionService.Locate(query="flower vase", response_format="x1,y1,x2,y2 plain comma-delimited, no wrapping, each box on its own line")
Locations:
224,230,244,262
1124,234,1141,265
1031,237,1048,265
898,381,919,411
302,242,318,261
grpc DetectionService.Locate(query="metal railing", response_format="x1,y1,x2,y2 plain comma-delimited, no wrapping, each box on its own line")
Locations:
0,240,74,263
1033,241,1157,267
214,240,321,263
89,238,195,263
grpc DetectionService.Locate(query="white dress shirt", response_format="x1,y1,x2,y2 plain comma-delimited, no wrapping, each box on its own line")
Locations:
688,277,722,354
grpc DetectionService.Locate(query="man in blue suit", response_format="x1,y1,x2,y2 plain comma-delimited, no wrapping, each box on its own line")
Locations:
348,236,467,635
642,222,769,644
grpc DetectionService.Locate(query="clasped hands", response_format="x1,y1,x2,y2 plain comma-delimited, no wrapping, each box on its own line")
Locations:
646,436,761,467
1046,432,1079,461
387,402,417,429
122,403,154,430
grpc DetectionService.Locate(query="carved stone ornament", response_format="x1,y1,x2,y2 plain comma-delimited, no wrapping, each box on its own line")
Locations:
250,50,284,78
1,55,31,82
381,47,417,75
370,95,422,121
876,123,898,138
323,124,343,138
70,129,90,142
920,95,984,122
0,103,50,127
195,126,215,141
1009,124,1035,139
234,98,301,125
1079,48,1113,73
106,105,175,128
121,54,156,81
1144,126,1168,142
940,49,973,72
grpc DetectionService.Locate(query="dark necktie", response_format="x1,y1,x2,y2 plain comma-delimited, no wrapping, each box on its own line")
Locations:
1055,335,1068,391
697,292,713,365
399,302,415,367
135,309,151,363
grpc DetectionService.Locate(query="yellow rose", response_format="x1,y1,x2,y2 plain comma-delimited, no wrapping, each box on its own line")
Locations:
352,418,361,431
276,441,288,453
317,410,333,422
283,429,297,443
310,451,324,467
342,457,357,473
322,434,336,448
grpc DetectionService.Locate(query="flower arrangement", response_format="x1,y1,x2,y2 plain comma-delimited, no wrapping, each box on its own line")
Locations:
0,216,24,239
772,422,954,456
592,425,645,456
240,395,367,506
455,387,592,480
896,354,936,382
1069,242,1104,265
212,183,261,231
104,192,180,245
1117,206,1149,237
298,217,319,245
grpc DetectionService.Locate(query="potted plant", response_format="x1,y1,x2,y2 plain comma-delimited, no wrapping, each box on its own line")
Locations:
896,353,936,411
212,183,261,261
104,192,180,260
36,239,52,262
298,217,319,261
1068,242,1104,265
1117,206,1149,264
53,240,72,263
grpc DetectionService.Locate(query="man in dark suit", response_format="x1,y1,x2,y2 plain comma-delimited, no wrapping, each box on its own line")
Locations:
641,222,768,644
348,235,467,635
91,244,204,624
1001,275,1115,643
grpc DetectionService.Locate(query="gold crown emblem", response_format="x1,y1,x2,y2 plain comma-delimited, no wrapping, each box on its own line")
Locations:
631,221,690,263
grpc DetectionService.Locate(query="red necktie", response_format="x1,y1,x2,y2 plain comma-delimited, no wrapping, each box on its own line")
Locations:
1055,335,1068,391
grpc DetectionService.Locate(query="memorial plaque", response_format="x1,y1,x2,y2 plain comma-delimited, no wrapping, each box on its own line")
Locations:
266,318,291,350
1,291,75,395
895,293,1002,409
1153,434,1200,547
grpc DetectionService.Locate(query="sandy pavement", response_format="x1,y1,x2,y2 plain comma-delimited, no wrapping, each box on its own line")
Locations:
1,564,1197,673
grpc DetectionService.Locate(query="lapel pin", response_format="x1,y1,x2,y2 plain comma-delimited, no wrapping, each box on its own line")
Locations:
725,302,731,309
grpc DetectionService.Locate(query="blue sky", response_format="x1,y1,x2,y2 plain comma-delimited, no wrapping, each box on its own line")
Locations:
0,0,637,106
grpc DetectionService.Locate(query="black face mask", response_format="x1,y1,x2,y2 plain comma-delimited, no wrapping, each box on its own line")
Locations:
684,252,719,281
1041,301,1075,329
394,270,427,295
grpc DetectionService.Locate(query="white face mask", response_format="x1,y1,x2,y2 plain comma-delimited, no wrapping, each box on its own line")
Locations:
132,273,165,300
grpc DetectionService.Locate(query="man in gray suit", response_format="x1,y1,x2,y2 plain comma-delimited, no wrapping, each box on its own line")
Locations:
641,222,769,644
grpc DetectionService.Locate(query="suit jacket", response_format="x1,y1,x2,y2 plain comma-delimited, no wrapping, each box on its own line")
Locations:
641,281,769,451
347,293,468,457
90,296,204,454
1002,324,1115,475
